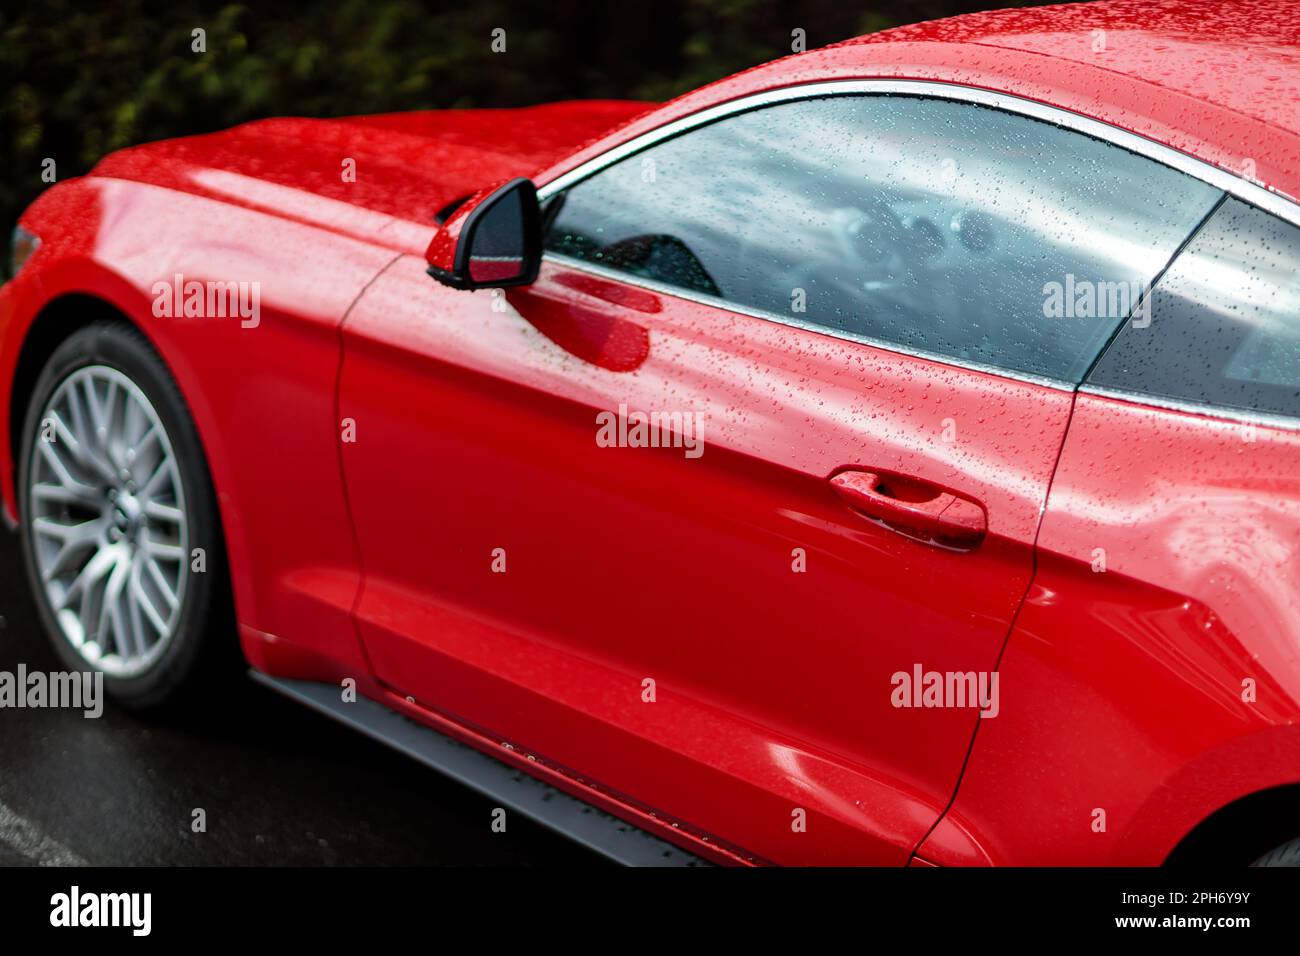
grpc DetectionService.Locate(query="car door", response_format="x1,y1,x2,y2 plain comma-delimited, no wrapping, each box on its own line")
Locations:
336,89,1220,864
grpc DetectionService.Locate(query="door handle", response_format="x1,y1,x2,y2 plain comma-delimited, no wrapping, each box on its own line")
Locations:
829,469,986,549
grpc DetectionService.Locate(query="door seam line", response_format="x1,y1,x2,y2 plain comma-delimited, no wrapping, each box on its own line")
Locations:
333,251,404,675
907,386,1082,864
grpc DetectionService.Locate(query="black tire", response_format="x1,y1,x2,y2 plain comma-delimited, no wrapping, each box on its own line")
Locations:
1251,836,1300,867
17,320,233,710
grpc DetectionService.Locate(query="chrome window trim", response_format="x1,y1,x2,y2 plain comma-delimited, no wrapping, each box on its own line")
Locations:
537,79,1300,223
1080,384,1300,432
536,78,1300,414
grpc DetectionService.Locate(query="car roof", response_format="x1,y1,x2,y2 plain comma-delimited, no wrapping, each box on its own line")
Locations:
843,0,1300,138
539,0,1300,207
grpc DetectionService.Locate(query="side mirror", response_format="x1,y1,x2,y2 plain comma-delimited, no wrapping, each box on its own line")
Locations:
425,177,541,290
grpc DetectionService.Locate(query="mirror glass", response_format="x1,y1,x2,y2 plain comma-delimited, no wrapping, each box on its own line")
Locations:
468,185,528,284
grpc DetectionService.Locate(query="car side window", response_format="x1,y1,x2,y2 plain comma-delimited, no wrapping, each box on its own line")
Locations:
1087,198,1300,419
543,94,1222,382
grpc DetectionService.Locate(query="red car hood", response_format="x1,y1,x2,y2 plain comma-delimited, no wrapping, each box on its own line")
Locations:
89,100,653,250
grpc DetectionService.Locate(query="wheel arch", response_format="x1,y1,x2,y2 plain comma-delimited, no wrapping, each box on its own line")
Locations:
9,293,126,492
1117,721,1300,865
1165,783,1300,865
8,289,246,637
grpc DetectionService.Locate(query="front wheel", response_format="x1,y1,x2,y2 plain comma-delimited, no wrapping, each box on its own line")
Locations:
17,321,231,709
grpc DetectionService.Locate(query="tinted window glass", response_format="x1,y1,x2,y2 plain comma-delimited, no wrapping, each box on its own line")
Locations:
545,95,1221,382
1089,198,1300,417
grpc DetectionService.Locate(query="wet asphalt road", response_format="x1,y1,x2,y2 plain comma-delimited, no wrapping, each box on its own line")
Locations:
0,530,603,866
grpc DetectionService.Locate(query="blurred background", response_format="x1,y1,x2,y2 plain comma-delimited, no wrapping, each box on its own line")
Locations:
0,0,1060,261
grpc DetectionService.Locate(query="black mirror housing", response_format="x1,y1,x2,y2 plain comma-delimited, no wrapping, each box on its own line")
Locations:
425,178,542,291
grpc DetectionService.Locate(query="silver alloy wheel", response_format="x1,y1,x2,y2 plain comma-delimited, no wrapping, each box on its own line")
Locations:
27,365,188,678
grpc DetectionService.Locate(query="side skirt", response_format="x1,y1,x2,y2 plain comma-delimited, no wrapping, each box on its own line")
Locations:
250,672,709,867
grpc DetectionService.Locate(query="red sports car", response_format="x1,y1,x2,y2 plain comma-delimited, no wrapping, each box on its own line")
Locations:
3,0,1299,866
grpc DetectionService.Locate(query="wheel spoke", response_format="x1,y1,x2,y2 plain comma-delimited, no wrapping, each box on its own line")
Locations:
49,409,117,484
80,374,106,435
130,555,169,636
143,500,183,525
123,397,146,450
33,515,102,582
143,539,185,562
140,456,172,498
62,543,118,610
32,480,99,508
77,550,115,644
97,554,131,658
145,555,179,610
105,382,125,470
132,425,160,458
65,385,94,460
37,436,94,495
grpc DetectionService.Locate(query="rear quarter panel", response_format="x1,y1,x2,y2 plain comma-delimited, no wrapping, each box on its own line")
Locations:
920,394,1300,865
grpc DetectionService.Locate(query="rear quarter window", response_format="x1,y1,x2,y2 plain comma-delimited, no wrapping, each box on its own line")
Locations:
1088,198,1300,419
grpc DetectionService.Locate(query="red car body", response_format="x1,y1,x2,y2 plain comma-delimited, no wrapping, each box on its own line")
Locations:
3,0,1299,865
